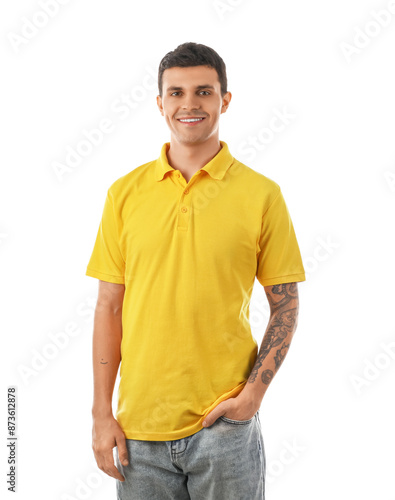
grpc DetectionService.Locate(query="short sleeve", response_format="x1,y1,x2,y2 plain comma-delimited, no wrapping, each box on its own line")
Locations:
256,187,306,287
85,189,125,284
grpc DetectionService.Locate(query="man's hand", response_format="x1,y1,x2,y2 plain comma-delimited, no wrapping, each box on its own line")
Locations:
92,415,129,482
202,392,260,428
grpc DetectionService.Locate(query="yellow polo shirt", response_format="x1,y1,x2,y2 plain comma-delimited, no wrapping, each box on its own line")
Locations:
85,140,306,441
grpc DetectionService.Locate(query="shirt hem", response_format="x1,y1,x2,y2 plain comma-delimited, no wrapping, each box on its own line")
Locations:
258,272,306,287
85,267,125,284
118,381,248,441
122,420,206,441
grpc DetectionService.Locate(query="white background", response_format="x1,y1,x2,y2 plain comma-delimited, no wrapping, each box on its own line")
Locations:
1,0,395,499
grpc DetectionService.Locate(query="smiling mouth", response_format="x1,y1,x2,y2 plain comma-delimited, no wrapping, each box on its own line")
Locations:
177,117,206,125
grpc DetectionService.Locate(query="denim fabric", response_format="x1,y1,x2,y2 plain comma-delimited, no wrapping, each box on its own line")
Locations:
116,410,265,499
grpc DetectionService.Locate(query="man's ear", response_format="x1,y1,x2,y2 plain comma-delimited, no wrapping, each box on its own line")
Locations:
221,91,232,114
156,95,164,116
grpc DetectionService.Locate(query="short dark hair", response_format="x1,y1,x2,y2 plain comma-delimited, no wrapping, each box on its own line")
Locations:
158,42,228,98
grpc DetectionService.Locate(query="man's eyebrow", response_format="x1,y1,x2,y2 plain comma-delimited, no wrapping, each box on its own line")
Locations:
166,84,215,91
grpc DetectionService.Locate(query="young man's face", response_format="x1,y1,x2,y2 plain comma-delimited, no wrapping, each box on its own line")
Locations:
157,65,231,145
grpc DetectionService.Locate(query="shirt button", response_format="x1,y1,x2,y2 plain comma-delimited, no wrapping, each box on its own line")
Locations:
181,207,187,213
177,172,181,177
184,189,189,195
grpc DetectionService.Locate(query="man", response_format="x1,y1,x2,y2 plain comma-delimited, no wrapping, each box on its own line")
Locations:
86,42,306,499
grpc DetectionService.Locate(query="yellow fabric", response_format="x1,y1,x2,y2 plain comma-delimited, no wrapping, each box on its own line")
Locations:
85,140,306,441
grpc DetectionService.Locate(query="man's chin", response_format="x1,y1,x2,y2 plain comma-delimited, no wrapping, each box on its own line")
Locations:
171,133,208,146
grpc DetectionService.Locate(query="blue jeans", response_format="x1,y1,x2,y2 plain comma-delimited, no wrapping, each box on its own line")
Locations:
115,411,265,499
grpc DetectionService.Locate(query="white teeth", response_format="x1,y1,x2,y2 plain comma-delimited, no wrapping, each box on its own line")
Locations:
179,118,204,122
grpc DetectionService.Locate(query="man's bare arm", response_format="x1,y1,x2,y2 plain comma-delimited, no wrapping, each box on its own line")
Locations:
92,280,124,417
242,282,300,406
91,280,129,482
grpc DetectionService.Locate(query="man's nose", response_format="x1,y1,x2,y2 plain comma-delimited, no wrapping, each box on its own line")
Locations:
181,95,201,109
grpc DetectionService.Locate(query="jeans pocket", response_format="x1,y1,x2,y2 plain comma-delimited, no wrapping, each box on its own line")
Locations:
219,415,255,425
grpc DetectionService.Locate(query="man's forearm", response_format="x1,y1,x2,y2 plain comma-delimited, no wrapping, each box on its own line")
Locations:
242,282,299,405
92,305,122,418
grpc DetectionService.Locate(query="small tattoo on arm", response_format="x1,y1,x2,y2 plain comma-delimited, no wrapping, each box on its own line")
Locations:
100,358,108,364
261,369,274,385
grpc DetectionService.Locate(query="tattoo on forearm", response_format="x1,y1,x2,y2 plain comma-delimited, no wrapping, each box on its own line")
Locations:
261,369,274,385
247,283,298,385
274,342,290,370
247,309,296,383
267,282,298,314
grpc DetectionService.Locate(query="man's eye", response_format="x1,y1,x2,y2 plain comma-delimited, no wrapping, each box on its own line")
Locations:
170,91,211,96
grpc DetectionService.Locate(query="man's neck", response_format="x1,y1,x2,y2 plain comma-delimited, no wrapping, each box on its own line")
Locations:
166,136,222,182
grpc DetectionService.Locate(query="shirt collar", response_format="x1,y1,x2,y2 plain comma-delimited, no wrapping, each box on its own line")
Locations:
154,140,234,182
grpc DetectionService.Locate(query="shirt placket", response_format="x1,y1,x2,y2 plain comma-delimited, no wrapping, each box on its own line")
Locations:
175,170,202,232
